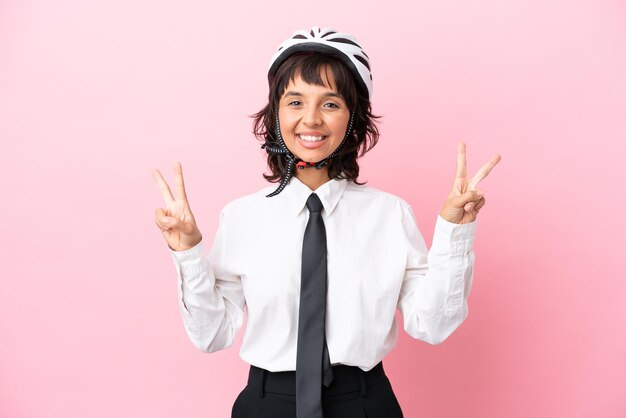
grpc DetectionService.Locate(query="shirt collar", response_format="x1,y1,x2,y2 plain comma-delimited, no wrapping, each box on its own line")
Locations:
281,176,349,216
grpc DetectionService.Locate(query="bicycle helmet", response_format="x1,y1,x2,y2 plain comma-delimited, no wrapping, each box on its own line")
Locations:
263,27,373,197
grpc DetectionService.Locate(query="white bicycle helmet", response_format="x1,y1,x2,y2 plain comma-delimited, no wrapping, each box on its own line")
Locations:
268,26,373,99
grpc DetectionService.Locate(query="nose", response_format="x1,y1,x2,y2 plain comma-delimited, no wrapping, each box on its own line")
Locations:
302,105,322,127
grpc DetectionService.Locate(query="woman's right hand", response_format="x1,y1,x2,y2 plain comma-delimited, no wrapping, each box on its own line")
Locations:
152,162,203,252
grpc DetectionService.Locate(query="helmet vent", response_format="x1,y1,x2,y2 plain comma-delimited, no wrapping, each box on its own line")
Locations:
328,38,360,48
354,55,370,70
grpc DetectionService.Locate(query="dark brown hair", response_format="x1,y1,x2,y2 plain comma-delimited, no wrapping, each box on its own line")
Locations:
252,52,380,184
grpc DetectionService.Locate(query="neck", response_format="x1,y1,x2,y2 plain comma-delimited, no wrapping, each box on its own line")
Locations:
295,167,331,191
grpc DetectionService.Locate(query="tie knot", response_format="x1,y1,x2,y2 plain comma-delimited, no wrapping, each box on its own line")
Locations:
306,193,323,213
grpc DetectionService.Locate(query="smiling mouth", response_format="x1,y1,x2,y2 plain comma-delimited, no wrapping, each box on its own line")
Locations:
297,134,327,142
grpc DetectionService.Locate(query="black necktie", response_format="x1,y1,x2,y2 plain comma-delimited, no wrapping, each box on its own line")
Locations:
296,193,334,418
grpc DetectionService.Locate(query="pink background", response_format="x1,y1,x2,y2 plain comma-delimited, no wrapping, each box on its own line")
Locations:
1,0,624,417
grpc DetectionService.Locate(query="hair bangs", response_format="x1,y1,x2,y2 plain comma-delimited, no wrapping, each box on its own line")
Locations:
274,53,358,111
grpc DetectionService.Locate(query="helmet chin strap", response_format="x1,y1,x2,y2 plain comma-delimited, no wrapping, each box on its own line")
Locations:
262,111,355,197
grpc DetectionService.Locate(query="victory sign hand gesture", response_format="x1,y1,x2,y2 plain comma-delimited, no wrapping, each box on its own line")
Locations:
439,142,501,224
152,162,203,251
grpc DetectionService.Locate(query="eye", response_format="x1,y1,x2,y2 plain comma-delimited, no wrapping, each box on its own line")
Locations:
287,100,302,107
324,102,340,109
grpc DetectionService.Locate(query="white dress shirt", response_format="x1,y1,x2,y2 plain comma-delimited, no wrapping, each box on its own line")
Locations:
169,176,477,372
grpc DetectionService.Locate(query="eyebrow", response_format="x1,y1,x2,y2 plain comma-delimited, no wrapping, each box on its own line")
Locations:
284,91,342,99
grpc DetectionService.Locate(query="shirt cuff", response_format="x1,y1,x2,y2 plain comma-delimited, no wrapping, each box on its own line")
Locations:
430,214,477,255
168,239,206,265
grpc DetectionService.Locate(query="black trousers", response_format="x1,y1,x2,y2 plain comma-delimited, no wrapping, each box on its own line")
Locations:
231,362,404,418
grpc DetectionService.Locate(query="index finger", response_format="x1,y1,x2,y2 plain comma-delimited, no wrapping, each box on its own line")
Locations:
151,168,175,205
455,142,467,180
469,153,501,189
173,161,189,202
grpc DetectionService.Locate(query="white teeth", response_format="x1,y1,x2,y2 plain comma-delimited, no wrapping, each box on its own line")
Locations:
298,135,325,142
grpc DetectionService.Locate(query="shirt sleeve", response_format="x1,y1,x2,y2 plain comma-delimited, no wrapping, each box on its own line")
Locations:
168,208,245,352
396,203,477,345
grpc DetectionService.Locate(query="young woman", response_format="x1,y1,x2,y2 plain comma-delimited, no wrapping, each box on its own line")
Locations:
152,27,501,418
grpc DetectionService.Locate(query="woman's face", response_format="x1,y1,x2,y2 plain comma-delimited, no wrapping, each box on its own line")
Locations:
278,68,350,164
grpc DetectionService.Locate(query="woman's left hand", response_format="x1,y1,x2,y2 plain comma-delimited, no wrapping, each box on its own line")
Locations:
439,142,501,224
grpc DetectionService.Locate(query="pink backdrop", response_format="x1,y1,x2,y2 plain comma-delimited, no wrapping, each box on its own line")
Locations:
1,0,624,417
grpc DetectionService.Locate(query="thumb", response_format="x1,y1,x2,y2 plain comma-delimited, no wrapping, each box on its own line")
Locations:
162,215,180,230
454,189,483,207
